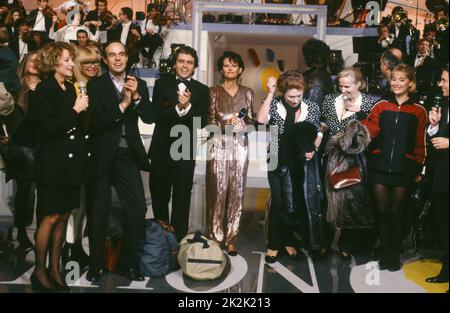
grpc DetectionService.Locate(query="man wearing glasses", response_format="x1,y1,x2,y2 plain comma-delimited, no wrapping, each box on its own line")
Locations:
85,41,154,282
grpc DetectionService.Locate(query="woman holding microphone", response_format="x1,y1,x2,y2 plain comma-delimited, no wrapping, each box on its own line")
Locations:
31,42,91,292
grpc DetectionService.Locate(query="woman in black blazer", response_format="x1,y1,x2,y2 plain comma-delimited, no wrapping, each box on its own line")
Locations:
31,42,90,292
6,51,40,249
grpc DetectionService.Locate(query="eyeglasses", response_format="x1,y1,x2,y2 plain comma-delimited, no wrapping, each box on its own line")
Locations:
81,61,100,66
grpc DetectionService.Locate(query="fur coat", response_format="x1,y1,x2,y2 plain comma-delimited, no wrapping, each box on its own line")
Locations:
326,120,374,229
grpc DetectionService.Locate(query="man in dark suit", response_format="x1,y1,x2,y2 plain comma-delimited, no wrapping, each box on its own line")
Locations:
406,38,438,97
84,0,112,35
85,41,154,282
426,64,449,285
27,0,53,40
149,46,209,241
107,7,141,69
8,18,37,63
0,27,20,94
388,6,410,56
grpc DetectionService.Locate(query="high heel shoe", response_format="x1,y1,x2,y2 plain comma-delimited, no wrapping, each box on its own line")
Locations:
30,273,55,292
226,244,238,256
285,247,298,260
47,271,70,292
265,251,279,264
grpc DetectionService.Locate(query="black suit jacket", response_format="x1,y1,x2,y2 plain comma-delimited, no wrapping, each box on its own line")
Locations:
87,73,154,177
406,55,437,93
107,23,141,63
149,75,209,165
28,9,53,33
107,22,140,45
34,76,91,186
9,34,36,60
427,99,449,195
85,9,112,32
389,23,409,55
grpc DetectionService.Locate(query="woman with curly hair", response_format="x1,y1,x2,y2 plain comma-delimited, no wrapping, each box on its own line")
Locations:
31,42,91,292
257,70,324,263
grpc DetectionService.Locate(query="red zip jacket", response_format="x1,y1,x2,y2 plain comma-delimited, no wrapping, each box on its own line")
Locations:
356,94,427,175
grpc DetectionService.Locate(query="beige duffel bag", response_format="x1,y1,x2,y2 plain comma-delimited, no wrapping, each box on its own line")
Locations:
177,231,227,281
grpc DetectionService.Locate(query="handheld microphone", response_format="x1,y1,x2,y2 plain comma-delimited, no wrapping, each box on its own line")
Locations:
77,81,87,97
342,94,350,110
434,93,442,110
238,108,248,119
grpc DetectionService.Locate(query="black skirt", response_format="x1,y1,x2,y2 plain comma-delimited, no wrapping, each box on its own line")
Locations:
36,184,81,216
370,169,415,188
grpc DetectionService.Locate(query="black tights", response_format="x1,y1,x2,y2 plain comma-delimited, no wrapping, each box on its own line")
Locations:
373,184,409,262
33,212,71,288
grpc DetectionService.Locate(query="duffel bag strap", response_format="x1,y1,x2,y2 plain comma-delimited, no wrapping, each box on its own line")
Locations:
187,231,209,249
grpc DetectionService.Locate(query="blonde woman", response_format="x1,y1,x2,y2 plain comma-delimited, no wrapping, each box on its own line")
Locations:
322,67,376,260
357,64,427,271
62,44,101,268
6,51,40,249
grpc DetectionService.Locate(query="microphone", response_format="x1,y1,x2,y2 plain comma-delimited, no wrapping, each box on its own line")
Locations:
77,81,87,97
238,108,247,119
342,94,350,110
433,93,442,110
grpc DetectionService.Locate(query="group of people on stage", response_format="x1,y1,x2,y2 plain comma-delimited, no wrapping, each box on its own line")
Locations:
0,1,448,293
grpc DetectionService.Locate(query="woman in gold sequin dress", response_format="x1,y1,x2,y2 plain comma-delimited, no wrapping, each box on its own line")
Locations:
206,51,255,255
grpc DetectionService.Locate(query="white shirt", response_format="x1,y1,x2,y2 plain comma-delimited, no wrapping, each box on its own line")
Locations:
18,37,28,63
120,21,132,45
109,72,141,112
49,25,100,43
395,24,400,38
414,54,427,68
33,11,46,32
428,108,449,136
175,76,192,117
141,18,160,36
381,36,394,48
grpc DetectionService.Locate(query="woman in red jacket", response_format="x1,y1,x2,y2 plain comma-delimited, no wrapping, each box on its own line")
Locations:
356,64,427,271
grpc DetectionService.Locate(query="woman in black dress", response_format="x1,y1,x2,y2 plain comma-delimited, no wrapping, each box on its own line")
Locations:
6,51,40,248
31,42,90,291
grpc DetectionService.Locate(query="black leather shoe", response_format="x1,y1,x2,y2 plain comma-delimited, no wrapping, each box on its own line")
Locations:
117,267,145,281
30,273,55,292
426,274,449,283
48,272,70,292
265,254,278,264
86,268,103,283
